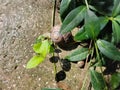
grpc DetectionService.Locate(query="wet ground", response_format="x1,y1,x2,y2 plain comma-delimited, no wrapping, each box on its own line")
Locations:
0,0,84,90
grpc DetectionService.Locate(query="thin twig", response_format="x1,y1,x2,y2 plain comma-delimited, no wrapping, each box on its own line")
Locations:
52,0,57,27
80,40,93,90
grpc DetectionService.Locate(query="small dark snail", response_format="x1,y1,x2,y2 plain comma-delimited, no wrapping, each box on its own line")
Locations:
50,25,72,44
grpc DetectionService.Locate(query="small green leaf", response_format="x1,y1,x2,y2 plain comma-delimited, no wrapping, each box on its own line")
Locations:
35,35,45,43
112,0,120,17
26,55,44,69
110,72,120,90
97,39,120,61
85,10,101,39
115,15,120,24
33,40,51,57
60,6,87,34
41,88,62,90
112,20,120,44
33,42,42,53
74,26,89,41
90,69,106,90
65,48,89,61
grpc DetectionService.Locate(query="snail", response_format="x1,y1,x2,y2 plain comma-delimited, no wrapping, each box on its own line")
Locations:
50,25,72,44
77,60,85,68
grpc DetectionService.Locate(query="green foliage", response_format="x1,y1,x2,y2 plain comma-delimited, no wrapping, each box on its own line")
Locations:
112,0,120,17
90,69,106,90
59,0,120,89
74,26,89,41
112,20,120,44
110,72,120,89
60,0,76,21
27,0,120,89
33,40,51,57
26,36,53,69
60,5,87,34
26,55,44,69
85,10,101,39
97,39,120,61
115,15,120,23
65,47,90,61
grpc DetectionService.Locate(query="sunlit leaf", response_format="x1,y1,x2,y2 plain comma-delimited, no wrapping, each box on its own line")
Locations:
65,48,89,61
60,6,87,34
110,72,120,90
26,55,44,69
90,69,106,90
33,42,42,53
112,20,120,44
74,26,89,41
97,39,120,61
33,40,51,57
85,10,101,39
35,35,45,43
112,0,120,17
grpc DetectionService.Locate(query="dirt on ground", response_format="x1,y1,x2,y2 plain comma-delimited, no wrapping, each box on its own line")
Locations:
0,0,87,90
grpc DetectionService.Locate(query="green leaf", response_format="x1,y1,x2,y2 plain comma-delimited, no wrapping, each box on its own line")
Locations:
74,16,108,42
60,0,71,16
60,6,87,34
60,0,76,21
115,15,120,24
85,10,101,39
41,88,62,90
112,20,120,44
110,72,120,90
65,48,89,61
35,35,45,43
26,55,44,69
33,42,42,53
99,17,109,30
90,0,113,16
33,40,51,57
90,69,106,90
74,26,89,41
112,0,120,17
97,39,120,61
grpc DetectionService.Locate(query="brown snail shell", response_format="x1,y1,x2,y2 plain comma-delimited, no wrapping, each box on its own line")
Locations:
77,61,85,68
57,81,71,90
50,25,72,44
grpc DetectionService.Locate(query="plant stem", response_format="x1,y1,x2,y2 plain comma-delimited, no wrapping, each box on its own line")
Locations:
85,0,89,10
54,63,57,75
80,40,93,90
94,40,108,89
52,0,57,75
94,40,102,72
52,53,57,75
81,72,88,90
